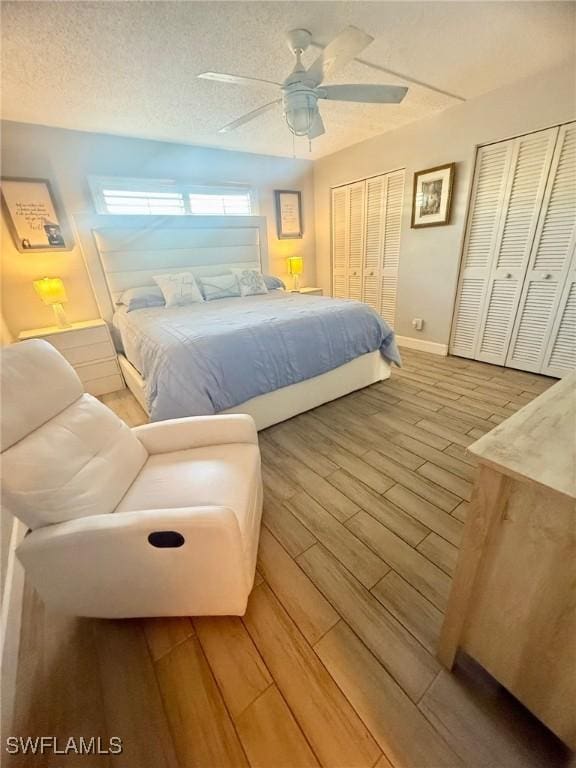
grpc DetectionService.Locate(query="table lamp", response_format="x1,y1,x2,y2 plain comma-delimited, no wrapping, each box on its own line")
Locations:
287,256,304,292
33,277,71,328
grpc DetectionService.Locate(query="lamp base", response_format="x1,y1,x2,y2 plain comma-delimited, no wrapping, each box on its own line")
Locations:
52,303,71,328
291,274,301,292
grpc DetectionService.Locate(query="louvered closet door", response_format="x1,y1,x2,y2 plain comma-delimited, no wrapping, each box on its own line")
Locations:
347,181,365,300
379,170,404,327
362,175,385,312
542,244,576,377
332,172,404,319
451,141,514,357
475,128,559,364
331,186,348,298
507,123,576,373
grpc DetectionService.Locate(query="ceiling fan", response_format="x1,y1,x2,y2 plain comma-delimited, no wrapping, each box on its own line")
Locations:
198,26,408,141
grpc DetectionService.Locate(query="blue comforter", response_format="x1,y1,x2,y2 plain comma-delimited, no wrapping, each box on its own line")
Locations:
115,292,400,421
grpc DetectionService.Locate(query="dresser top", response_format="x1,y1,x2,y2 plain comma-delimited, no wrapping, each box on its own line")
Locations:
470,372,576,500
18,318,106,340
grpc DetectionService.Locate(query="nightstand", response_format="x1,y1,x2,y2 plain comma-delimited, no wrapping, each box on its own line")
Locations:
298,287,323,296
18,319,125,396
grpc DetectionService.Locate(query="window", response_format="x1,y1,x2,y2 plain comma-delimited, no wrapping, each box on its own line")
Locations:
90,177,255,216
188,192,251,216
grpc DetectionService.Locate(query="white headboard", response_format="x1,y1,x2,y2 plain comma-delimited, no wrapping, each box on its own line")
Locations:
75,213,269,322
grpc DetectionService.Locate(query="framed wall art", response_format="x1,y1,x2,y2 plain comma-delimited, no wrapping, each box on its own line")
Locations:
411,163,455,228
0,177,72,252
275,189,303,239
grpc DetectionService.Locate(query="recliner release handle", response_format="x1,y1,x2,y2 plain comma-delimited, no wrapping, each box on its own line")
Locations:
148,531,185,548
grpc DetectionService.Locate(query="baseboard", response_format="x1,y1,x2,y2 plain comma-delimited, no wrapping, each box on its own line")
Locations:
396,336,448,356
1,518,26,737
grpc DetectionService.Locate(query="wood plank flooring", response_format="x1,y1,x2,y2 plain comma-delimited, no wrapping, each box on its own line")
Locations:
9,349,571,767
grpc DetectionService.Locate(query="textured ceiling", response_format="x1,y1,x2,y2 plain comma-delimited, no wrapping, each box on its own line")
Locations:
1,1,574,159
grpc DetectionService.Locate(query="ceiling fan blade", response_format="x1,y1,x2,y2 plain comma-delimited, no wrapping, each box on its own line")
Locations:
218,100,281,133
305,26,373,86
308,112,325,139
198,71,281,87
318,84,408,104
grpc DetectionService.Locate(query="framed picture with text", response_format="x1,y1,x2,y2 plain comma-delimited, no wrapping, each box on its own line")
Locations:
0,177,72,252
411,163,455,229
275,189,303,239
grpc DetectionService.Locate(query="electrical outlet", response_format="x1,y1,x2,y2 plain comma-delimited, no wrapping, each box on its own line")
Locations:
412,318,424,331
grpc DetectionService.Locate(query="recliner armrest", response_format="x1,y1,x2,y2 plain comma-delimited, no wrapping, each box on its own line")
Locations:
132,414,258,454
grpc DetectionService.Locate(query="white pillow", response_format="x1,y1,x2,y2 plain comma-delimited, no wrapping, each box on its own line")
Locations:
232,268,269,297
199,273,241,301
153,272,204,307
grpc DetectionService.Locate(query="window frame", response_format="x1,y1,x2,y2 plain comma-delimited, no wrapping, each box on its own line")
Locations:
88,176,258,217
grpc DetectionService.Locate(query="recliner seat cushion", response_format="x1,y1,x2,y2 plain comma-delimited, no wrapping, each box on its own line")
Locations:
2,393,147,529
115,442,261,546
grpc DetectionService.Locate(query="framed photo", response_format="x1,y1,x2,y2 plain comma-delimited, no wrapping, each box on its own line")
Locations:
275,190,303,239
0,177,72,252
411,163,455,228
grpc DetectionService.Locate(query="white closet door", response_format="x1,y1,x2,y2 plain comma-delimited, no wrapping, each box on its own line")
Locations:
475,127,559,364
347,181,365,300
379,170,404,327
507,123,576,372
542,245,576,377
331,186,348,298
451,141,514,357
331,171,404,318
362,174,385,312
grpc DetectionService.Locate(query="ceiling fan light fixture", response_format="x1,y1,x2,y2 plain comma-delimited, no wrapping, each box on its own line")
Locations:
209,26,410,141
284,91,317,136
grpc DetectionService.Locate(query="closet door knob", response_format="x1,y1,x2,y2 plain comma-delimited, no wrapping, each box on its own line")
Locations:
505,272,513,279
370,271,374,277
544,273,552,279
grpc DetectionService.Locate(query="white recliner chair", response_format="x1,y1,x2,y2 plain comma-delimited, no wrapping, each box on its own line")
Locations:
1,339,263,618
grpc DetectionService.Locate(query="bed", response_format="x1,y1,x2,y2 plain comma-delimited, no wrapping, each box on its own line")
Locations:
76,214,398,429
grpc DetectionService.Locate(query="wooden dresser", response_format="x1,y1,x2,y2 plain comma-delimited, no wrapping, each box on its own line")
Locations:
438,372,576,749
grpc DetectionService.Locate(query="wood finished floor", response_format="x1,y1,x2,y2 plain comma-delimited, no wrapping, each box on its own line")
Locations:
10,349,572,768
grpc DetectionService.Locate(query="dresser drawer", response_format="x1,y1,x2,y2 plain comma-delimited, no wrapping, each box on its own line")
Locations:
75,357,120,384
45,325,110,351
84,373,125,396
59,341,115,366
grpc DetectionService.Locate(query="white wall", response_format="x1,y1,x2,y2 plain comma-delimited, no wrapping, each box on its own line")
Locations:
0,317,13,593
1,122,315,336
0,321,23,741
314,63,576,347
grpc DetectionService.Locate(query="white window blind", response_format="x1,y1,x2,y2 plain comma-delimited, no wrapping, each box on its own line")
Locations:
100,189,186,216
90,177,254,216
188,192,251,215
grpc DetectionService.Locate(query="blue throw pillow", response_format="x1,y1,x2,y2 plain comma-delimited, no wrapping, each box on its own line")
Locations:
116,286,165,312
263,275,286,291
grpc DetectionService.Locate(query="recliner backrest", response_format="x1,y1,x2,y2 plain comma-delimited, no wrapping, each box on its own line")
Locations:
1,339,147,529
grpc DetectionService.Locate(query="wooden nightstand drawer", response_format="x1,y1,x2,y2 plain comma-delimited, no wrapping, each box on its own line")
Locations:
60,341,115,366
75,358,120,384
84,374,125,397
18,319,125,396
46,325,109,351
